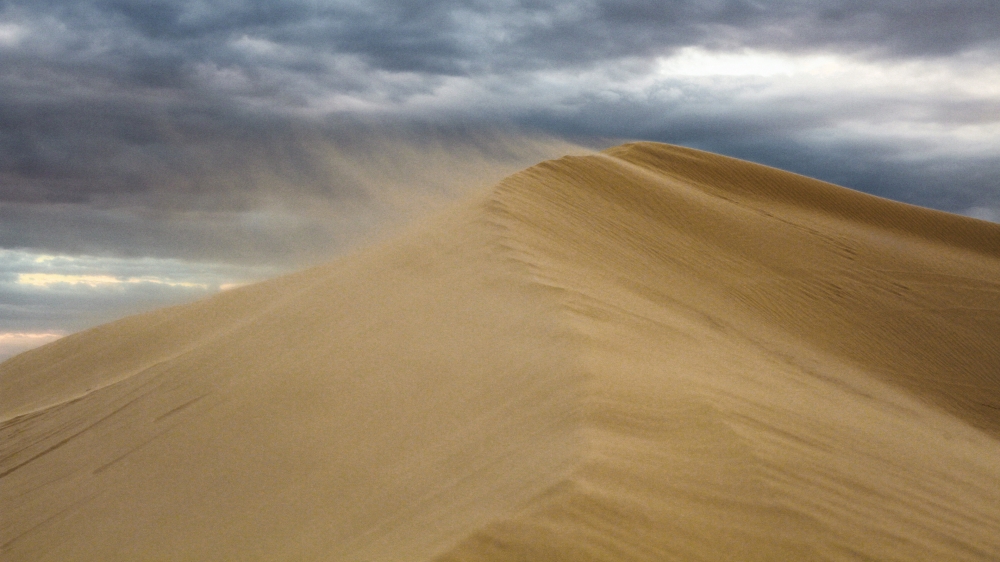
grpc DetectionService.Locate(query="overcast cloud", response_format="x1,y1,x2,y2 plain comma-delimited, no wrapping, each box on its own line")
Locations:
1,0,999,357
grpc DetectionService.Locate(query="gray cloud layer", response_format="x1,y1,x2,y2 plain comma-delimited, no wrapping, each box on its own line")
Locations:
3,1,998,209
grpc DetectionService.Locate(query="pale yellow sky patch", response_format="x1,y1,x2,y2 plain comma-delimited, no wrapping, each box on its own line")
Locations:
656,47,842,78
18,273,121,287
17,273,209,289
0,331,65,342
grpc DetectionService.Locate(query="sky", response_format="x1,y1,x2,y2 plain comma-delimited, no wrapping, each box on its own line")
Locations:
1,0,999,358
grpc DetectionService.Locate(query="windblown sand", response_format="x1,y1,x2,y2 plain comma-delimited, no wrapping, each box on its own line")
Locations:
3,142,1000,560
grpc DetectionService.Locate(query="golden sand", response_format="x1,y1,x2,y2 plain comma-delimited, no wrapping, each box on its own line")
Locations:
3,142,1000,560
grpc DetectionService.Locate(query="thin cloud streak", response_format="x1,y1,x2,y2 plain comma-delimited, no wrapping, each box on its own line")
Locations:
17,273,207,288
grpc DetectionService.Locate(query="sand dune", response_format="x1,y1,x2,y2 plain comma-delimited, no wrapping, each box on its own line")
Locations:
3,142,1000,560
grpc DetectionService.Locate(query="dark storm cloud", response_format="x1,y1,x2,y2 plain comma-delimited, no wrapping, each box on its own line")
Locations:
1,0,999,256
26,1,997,69
5,0,999,110
0,99,363,207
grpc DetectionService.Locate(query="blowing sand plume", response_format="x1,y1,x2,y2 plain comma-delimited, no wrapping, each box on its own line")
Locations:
2,142,1000,560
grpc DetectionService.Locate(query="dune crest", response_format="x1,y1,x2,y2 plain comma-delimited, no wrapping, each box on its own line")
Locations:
3,142,1000,560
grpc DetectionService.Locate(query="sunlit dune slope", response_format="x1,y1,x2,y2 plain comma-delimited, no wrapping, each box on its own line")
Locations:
3,142,1000,560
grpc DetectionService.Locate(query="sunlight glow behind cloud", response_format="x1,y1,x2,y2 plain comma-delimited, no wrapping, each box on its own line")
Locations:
16,273,208,289
657,48,841,77
0,23,26,47
0,331,64,342
18,274,121,288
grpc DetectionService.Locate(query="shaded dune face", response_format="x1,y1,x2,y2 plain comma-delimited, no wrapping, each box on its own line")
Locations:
3,142,1000,560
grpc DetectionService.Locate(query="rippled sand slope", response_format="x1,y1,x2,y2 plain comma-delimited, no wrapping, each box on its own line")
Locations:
3,142,1000,560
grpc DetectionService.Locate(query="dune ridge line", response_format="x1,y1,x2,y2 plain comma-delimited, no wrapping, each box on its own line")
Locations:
2,142,1000,560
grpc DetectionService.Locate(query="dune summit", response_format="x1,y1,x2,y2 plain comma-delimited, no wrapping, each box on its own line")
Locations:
3,142,1000,560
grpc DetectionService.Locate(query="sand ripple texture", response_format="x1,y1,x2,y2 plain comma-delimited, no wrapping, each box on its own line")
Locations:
3,142,1000,560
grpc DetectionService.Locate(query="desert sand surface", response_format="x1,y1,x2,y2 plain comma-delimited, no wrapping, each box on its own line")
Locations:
3,142,1000,560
